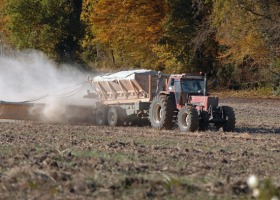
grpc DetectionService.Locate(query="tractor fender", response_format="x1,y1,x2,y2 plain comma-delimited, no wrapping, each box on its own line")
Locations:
159,92,177,108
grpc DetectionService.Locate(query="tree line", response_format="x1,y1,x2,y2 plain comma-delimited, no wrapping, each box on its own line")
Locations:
0,0,279,93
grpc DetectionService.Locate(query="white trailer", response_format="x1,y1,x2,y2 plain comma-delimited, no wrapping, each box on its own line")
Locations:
85,69,168,126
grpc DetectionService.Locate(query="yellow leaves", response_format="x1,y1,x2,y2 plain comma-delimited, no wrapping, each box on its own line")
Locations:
212,0,269,65
151,44,184,72
81,0,170,67
91,0,167,45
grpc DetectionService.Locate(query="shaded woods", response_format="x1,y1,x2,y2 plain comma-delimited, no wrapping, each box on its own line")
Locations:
0,0,279,93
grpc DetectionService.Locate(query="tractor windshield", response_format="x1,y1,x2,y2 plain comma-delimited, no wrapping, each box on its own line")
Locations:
181,79,204,94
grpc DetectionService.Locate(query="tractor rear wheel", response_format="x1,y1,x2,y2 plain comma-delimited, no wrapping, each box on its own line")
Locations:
222,106,236,132
107,107,123,127
149,95,176,130
95,105,108,126
178,106,199,132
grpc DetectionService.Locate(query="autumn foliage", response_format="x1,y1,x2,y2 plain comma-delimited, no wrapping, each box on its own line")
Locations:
82,0,169,69
0,0,279,92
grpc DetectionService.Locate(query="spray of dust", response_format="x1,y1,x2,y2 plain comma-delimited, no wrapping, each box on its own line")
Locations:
0,50,97,123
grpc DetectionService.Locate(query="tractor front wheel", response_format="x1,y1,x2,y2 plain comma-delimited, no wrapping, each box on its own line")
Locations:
221,106,236,132
178,106,199,132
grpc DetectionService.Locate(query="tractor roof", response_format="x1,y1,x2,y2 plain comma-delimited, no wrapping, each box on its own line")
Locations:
170,73,205,79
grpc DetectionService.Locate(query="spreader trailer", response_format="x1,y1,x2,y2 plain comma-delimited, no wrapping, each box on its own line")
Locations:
85,69,236,132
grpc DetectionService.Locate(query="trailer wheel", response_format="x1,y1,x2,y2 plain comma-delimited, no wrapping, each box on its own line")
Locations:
107,107,123,127
149,95,176,130
221,106,236,132
178,106,199,132
95,106,108,126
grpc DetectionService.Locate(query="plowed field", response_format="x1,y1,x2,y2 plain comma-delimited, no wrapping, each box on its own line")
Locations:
0,98,280,199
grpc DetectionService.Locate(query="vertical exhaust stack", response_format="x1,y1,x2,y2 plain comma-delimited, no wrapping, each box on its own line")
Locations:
148,74,152,101
204,73,207,96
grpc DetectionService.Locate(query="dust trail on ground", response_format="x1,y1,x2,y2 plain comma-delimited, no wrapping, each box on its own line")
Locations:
0,50,96,122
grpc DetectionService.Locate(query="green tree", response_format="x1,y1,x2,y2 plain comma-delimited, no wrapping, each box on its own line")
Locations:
3,0,83,62
0,0,11,47
211,0,269,64
155,0,196,73
210,0,280,89
150,0,219,74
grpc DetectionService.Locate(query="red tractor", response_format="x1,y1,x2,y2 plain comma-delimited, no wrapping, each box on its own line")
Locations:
149,73,236,132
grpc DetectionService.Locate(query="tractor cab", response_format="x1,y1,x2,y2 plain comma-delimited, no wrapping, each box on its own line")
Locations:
166,73,207,108
150,71,235,132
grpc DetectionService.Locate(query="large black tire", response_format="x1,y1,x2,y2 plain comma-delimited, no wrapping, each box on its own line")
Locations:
149,95,176,130
95,105,108,126
199,111,209,131
107,107,124,127
178,106,199,132
222,106,236,132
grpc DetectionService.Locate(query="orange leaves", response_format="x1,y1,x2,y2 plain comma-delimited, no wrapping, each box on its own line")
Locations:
82,0,169,66
94,0,167,44
0,0,10,38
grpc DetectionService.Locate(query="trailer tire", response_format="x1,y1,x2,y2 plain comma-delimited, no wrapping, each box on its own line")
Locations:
149,95,175,130
95,106,108,126
107,107,123,127
222,106,236,132
178,106,199,132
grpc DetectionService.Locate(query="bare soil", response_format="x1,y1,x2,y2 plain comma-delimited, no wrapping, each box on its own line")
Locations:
0,98,280,199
